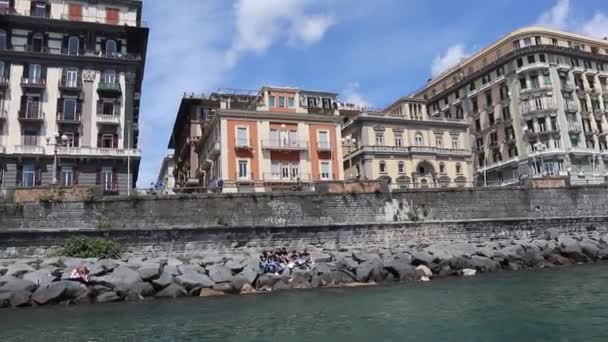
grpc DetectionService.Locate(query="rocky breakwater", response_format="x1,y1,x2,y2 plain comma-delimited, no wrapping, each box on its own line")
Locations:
1,228,608,308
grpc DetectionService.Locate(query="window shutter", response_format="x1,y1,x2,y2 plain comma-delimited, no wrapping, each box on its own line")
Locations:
76,100,82,116
97,133,102,147
26,32,33,48
43,33,49,50
116,40,122,54
97,100,102,114
75,132,80,147
57,98,63,114
41,65,47,80
100,39,107,54
79,37,85,54
35,167,42,186
96,168,101,185
22,63,29,78
74,167,80,185
16,165,22,186
20,95,26,115
62,35,69,51
112,167,118,189
112,134,118,148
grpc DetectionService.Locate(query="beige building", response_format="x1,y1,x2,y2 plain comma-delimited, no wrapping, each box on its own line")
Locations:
341,99,472,188
412,26,608,185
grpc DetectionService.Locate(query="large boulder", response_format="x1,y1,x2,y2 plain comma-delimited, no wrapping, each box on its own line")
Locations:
94,266,143,294
352,252,380,264
31,281,87,305
355,261,384,283
152,272,174,289
23,269,59,288
174,273,214,291
5,263,36,277
520,251,546,268
8,290,32,307
411,251,436,266
200,288,225,297
383,260,416,281
0,276,38,293
557,235,588,262
137,264,161,281
336,257,359,273
311,270,354,287
545,253,573,266
178,265,206,276
240,283,257,295
96,291,121,303
470,256,499,272
207,265,233,284
89,259,121,276
255,274,282,291
155,284,187,298
580,239,600,258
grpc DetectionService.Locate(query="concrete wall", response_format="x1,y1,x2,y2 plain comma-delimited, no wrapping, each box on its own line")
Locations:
1,185,608,230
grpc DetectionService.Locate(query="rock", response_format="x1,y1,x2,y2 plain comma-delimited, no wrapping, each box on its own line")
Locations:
230,275,250,293
557,235,588,262
96,291,121,303
23,269,58,287
545,253,573,266
5,263,36,277
0,292,10,308
240,283,257,295
127,282,156,299
174,273,214,291
470,256,499,272
598,248,608,260
89,259,120,276
207,265,233,284
137,265,161,281
178,265,206,276
352,252,380,263
31,281,87,305
462,268,477,276
336,257,359,272
415,265,433,279
309,252,332,263
290,276,312,289
255,274,282,290
384,260,417,281
238,267,259,284
0,276,38,293
520,251,546,268
545,228,560,241
355,261,384,283
152,272,174,289
155,284,187,298
163,265,180,276
40,257,64,268
64,258,97,270
291,269,312,282
580,239,600,258
411,251,436,266
311,270,355,287
212,282,234,293
94,266,143,293
200,288,225,297
9,290,32,307
312,263,332,275
271,278,293,291
166,257,184,267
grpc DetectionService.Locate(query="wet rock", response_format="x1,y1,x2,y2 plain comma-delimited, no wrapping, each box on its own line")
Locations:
96,291,121,303
230,275,251,293
152,272,174,289
207,265,233,284
238,267,259,284
212,282,234,293
557,235,588,262
89,259,120,276
271,278,292,291
580,239,600,258
290,276,312,289
520,251,546,268
470,256,499,272
0,292,10,308
200,288,225,297
9,290,32,307
336,257,359,273
23,269,58,288
355,261,384,283
383,260,416,281
94,266,143,293
0,276,37,293
255,274,282,290
155,284,187,298
174,273,214,291
545,253,574,266
31,281,87,305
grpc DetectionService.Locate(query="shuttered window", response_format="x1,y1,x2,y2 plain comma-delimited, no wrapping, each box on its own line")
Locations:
106,8,119,25
68,3,82,21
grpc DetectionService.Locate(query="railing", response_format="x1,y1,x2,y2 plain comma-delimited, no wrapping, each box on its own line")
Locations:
261,140,308,150
0,76,8,86
564,100,578,112
18,108,44,120
317,142,331,151
58,13,147,27
56,146,141,157
235,141,252,150
98,82,121,93
567,122,582,133
59,77,83,90
14,145,44,154
97,115,120,125
349,145,470,156
516,62,550,73
569,146,598,154
263,173,312,182
57,113,81,122
520,98,558,114
20,77,46,87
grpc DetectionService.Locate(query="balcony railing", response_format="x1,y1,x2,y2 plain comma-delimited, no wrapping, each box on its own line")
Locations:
97,114,120,125
520,98,558,115
20,77,46,88
18,107,44,121
317,142,331,152
263,173,312,182
97,82,122,96
56,146,141,157
564,101,578,112
14,144,44,155
350,145,470,157
561,83,575,92
568,146,597,154
567,122,582,133
57,112,81,123
261,140,308,151
516,62,550,74
235,140,252,150
58,77,83,91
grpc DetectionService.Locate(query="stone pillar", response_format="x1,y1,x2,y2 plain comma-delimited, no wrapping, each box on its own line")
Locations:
82,70,96,147
123,71,136,150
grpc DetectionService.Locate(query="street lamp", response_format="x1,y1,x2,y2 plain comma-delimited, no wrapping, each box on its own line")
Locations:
46,132,68,186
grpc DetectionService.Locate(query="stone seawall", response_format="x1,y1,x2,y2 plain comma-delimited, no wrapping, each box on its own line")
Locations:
1,185,608,230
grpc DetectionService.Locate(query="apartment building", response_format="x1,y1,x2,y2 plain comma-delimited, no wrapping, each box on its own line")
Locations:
0,0,147,194
407,26,608,186
169,86,343,192
341,98,472,188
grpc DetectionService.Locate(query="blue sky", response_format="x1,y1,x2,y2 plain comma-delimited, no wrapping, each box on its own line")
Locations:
137,0,608,186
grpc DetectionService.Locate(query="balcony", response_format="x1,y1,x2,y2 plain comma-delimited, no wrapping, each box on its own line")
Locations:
0,76,8,88
14,145,44,155
261,140,308,151
520,99,558,117
57,112,81,124
97,114,120,125
503,136,516,145
411,146,471,156
564,101,578,113
561,83,575,92
56,146,141,158
20,77,46,89
489,141,500,150
568,146,597,155
263,173,312,183
567,123,582,133
516,62,550,74
18,108,44,123
58,77,83,91
317,142,332,152
235,141,253,151
97,82,122,97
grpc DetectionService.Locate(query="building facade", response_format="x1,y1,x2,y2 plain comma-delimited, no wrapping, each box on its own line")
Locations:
0,0,147,194
341,98,473,188
412,26,608,186
169,86,344,192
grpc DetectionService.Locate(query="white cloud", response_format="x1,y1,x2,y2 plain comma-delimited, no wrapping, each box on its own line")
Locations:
342,82,371,108
431,44,471,77
537,0,570,29
581,13,608,39
225,0,334,67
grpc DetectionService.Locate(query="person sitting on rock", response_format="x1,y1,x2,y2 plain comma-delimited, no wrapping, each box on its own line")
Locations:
69,264,90,283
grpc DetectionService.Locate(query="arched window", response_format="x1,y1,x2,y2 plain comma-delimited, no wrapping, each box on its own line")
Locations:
105,39,117,56
379,160,386,174
67,36,79,56
415,132,423,146
456,163,462,174
32,32,44,52
0,29,6,50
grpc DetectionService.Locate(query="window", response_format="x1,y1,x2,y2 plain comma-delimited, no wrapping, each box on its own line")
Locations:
269,96,275,107
67,36,79,55
488,112,495,125
288,97,295,108
598,63,605,71
68,3,82,21
452,138,459,149
278,96,285,108
455,105,464,119
502,106,511,120
517,58,523,68
530,75,540,89
543,74,551,86
482,74,491,84
584,60,592,69
469,81,476,91
320,161,331,180
269,129,279,146
395,135,402,147
307,97,318,108
535,36,541,45
475,119,481,131
552,38,558,46
415,133,423,146
289,130,297,146
322,98,332,109
375,133,384,145
25,94,41,117
32,33,44,52
456,163,462,174
439,163,445,174
435,137,443,147
102,167,113,191
539,54,546,63
61,166,74,187
106,7,120,25
101,134,114,148
398,162,405,174
32,1,48,17
496,66,504,77
379,161,386,174
23,129,38,146
524,37,532,47
485,92,493,107
519,77,527,89
472,97,479,112
238,160,249,179
102,70,116,83
513,40,521,49
500,85,509,101
22,164,36,187
318,131,329,149
0,29,6,49
63,98,77,120
236,127,248,147
102,101,115,115
105,39,117,57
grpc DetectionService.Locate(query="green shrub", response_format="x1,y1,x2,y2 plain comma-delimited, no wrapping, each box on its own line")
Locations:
59,236,121,259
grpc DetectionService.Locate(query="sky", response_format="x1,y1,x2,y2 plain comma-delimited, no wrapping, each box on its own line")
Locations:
137,0,608,186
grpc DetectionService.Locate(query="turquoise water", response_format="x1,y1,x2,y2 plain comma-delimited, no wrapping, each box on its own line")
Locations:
1,264,608,341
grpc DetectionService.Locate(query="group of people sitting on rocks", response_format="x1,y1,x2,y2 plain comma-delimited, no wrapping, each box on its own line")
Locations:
259,248,313,275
